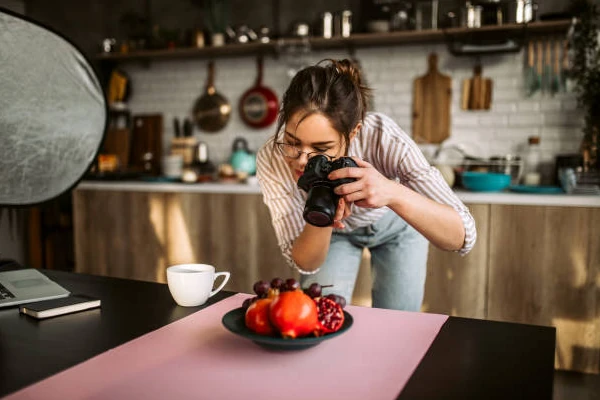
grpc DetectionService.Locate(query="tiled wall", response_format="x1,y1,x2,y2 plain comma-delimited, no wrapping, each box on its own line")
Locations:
122,42,584,179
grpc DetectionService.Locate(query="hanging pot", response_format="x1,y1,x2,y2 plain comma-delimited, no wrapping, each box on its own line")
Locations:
193,61,231,132
238,56,278,129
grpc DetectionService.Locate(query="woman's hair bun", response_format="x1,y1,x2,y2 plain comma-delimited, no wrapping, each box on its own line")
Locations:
331,59,362,87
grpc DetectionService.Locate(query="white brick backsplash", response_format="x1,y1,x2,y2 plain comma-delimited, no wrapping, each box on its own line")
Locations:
392,81,412,92
493,87,522,102
478,114,508,127
539,99,562,111
387,56,416,69
493,77,519,90
516,101,540,112
453,114,480,128
493,127,540,140
561,97,579,111
542,126,582,140
487,140,522,157
541,138,582,155
492,102,517,113
508,113,544,127
544,112,585,127
121,45,586,164
385,93,412,106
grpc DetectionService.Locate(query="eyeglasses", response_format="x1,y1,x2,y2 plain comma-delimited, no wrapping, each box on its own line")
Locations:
275,142,334,160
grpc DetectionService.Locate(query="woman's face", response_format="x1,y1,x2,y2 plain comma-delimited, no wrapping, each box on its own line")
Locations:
282,112,345,182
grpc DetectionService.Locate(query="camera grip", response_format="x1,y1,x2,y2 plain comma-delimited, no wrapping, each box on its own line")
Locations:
331,157,358,186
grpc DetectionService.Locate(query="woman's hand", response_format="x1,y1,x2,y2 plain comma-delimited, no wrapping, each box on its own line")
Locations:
329,157,398,209
332,197,352,229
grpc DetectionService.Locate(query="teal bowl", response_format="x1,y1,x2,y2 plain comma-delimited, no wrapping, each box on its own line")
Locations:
461,172,511,192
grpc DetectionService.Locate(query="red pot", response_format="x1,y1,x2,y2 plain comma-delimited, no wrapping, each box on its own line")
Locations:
239,56,278,129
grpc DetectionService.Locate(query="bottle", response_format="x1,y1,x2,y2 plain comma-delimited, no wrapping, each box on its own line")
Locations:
522,136,542,185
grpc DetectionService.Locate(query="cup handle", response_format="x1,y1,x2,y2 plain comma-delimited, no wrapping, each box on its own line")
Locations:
209,272,230,297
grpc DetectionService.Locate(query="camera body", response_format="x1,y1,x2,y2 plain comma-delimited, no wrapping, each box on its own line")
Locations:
297,155,358,227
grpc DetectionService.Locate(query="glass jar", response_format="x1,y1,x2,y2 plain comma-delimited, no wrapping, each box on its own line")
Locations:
522,136,542,185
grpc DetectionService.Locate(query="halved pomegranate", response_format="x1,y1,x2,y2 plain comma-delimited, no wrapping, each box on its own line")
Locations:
269,290,318,338
314,296,345,335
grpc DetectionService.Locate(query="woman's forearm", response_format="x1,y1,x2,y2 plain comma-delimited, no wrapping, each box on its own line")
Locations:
291,224,333,272
387,183,465,251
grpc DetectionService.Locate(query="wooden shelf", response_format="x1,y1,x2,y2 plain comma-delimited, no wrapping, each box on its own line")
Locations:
94,20,571,62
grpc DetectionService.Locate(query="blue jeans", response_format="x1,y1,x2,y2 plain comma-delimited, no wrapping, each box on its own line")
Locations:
300,210,429,311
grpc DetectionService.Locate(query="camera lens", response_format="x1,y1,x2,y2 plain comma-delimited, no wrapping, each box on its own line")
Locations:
303,183,337,227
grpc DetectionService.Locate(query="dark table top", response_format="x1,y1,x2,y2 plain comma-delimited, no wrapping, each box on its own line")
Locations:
0,269,556,399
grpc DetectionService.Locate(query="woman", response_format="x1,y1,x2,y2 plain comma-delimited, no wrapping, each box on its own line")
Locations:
256,59,476,311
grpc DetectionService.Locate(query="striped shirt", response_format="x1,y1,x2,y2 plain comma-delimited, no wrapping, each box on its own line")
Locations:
256,112,477,274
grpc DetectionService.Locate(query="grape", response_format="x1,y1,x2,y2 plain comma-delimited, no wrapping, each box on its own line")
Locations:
242,296,258,310
326,293,347,308
285,278,300,291
253,280,270,297
305,283,322,298
270,277,284,289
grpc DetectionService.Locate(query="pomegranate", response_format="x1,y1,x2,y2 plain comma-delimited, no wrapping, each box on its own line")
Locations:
269,290,318,338
245,298,276,336
314,297,345,335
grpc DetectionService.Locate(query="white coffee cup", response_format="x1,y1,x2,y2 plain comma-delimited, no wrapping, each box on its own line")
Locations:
166,264,230,307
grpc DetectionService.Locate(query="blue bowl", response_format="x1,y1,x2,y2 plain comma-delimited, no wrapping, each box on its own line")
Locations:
461,171,511,192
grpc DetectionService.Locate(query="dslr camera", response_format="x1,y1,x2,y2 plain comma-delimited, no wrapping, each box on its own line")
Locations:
297,155,358,227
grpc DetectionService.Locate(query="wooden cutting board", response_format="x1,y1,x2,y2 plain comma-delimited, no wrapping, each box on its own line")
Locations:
101,128,131,169
461,65,493,111
130,114,163,175
412,53,452,144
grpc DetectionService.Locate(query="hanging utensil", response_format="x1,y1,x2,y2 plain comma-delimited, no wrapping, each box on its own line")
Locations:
560,39,570,92
551,39,561,96
239,56,279,129
534,40,543,95
524,41,537,97
543,39,552,95
193,61,231,133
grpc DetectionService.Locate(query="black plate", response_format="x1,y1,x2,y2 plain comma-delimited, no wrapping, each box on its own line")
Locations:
222,307,353,350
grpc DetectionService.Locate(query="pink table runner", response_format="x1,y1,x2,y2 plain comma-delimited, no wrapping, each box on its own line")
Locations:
5,294,448,400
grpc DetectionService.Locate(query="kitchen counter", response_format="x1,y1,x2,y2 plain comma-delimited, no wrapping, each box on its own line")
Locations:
72,181,600,374
76,180,600,207
77,180,261,194
454,190,600,207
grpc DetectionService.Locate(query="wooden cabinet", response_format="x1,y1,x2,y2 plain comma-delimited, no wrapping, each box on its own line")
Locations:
487,205,600,374
73,188,600,373
422,204,490,319
73,190,290,293
423,203,600,374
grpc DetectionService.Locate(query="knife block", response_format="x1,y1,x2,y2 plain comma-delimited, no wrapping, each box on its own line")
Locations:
170,137,198,167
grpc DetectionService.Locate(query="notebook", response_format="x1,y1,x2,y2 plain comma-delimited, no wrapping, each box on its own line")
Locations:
0,268,70,308
19,294,101,319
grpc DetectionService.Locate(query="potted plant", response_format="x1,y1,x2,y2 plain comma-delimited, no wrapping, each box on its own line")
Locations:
203,0,230,47
568,0,600,171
